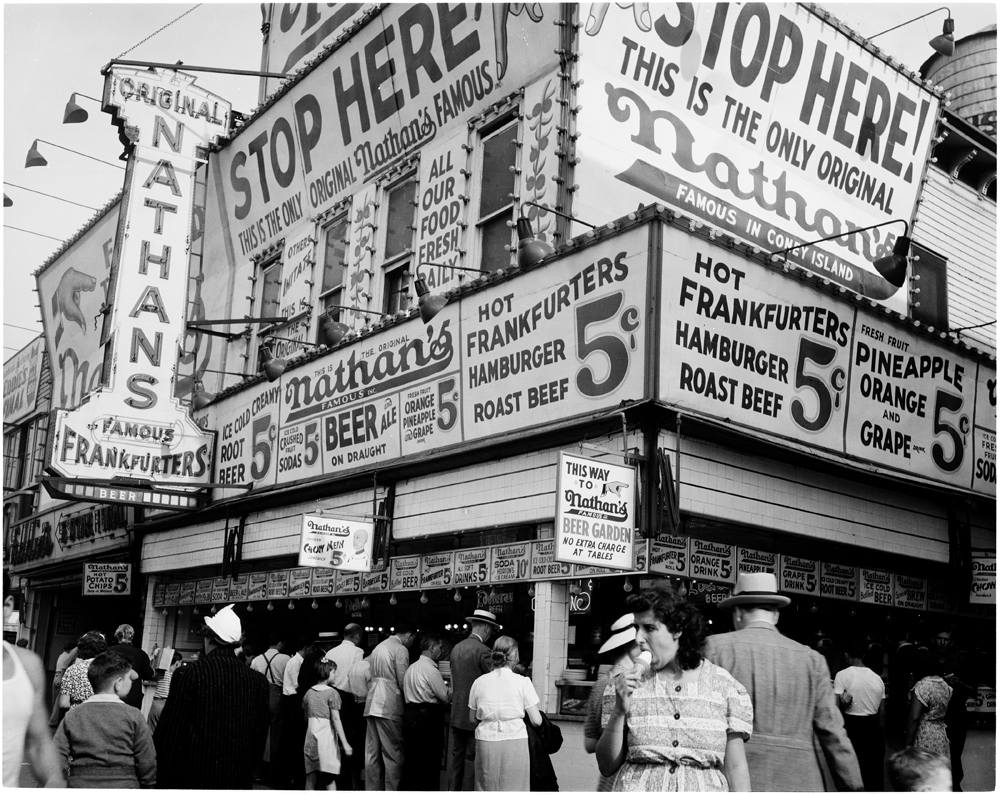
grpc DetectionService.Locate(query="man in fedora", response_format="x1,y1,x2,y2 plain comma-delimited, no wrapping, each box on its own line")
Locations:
705,572,863,792
447,608,500,791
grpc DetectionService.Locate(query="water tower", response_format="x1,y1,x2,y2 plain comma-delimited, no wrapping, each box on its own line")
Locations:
922,25,997,140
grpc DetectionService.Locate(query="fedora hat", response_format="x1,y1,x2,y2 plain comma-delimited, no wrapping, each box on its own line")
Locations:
465,608,502,628
598,613,637,654
718,572,791,610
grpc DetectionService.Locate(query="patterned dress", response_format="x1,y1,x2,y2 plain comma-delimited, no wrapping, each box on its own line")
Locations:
911,675,952,758
612,659,753,792
303,684,343,775
60,657,95,710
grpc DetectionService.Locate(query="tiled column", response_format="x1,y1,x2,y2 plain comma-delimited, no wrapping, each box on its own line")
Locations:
140,574,169,654
531,580,568,713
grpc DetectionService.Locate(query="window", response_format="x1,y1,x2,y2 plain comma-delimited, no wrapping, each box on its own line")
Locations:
253,254,284,357
319,215,350,320
477,120,518,273
910,243,948,329
382,177,417,315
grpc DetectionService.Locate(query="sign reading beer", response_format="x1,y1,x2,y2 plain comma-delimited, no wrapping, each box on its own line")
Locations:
229,575,249,602
858,568,894,606
47,67,229,491
298,514,375,572
554,452,636,570
389,556,421,591
82,562,131,596
893,574,927,611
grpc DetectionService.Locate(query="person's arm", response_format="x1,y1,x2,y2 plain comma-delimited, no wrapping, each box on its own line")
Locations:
525,703,543,727
723,733,751,791
138,650,156,682
478,646,492,674
430,668,451,704
132,716,157,787
904,690,926,747
595,670,637,777
809,654,863,792
582,677,608,754
332,709,352,756
59,690,71,709
394,645,409,689
17,649,66,787
52,715,71,782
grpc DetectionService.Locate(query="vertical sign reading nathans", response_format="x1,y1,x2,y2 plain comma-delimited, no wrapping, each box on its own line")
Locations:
576,3,939,309
3,338,44,424
47,68,228,490
298,514,374,572
970,557,997,604
462,231,647,439
554,452,636,570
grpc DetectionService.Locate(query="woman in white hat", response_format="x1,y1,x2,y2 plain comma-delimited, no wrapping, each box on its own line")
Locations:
583,614,642,791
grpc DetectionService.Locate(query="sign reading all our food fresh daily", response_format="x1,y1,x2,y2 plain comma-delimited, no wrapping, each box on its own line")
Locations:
47,68,228,490
298,514,375,572
576,2,940,311
554,452,636,570
660,226,996,496
203,227,650,499
220,3,557,259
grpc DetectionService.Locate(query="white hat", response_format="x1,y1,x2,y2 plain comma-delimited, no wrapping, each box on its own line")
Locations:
718,572,791,610
465,609,501,628
598,613,637,654
204,604,242,644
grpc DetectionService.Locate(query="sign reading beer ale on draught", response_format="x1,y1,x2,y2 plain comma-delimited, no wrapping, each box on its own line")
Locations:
46,67,229,493
554,452,636,570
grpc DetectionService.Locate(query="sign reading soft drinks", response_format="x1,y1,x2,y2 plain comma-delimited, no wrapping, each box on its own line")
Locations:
298,514,375,572
554,452,636,570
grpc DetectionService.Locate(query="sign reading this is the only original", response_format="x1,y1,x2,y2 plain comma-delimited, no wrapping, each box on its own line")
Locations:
298,514,375,572
554,452,636,570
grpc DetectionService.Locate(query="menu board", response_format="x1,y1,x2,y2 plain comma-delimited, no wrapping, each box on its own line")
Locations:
337,571,362,594
737,548,777,575
575,540,649,578
178,582,196,605
490,542,532,583
970,557,997,604
420,552,454,589
266,570,290,599
229,575,249,602
893,574,927,610
152,583,166,607
820,563,858,602
210,577,230,603
649,537,689,576
389,557,422,591
361,569,389,593
195,579,213,603
247,573,268,601
531,540,574,580
859,569,894,606
689,539,736,584
779,555,820,596
164,583,180,605
311,569,337,596
453,548,490,587
288,568,313,598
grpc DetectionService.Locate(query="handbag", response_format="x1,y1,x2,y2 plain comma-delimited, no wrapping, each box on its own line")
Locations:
525,712,563,791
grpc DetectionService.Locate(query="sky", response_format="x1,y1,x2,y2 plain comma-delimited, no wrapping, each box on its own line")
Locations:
3,2,998,363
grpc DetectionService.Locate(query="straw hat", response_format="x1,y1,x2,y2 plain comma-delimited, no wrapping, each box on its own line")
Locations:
465,609,501,628
718,572,791,610
598,613,637,654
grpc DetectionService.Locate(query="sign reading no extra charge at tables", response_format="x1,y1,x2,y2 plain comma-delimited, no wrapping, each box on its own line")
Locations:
555,452,635,570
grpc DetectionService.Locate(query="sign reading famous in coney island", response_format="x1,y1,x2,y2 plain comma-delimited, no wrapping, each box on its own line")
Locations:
47,67,229,491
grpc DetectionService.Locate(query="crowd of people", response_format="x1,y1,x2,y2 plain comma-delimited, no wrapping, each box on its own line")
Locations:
1,569,981,791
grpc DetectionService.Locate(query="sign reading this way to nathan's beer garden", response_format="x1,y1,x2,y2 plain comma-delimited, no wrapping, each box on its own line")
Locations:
554,452,636,570
221,2,556,259
298,514,375,572
47,68,230,493
203,227,650,499
660,226,996,496
575,2,940,311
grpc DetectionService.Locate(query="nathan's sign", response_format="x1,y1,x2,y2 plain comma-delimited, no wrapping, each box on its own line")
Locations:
554,452,636,570
576,2,940,310
218,2,556,258
47,68,228,492
298,514,375,572
660,228,995,496
3,337,44,424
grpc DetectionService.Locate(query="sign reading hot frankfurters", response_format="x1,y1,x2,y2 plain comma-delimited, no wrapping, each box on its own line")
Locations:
47,67,229,492
554,452,635,570
298,514,375,572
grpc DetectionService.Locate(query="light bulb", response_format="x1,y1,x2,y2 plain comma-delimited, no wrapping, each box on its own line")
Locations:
623,578,633,593
378,627,384,633
335,598,343,608
453,589,462,602
389,594,398,606
267,601,274,611
288,600,295,610
210,605,218,614
247,604,253,612
193,606,200,615
420,592,428,604
678,581,688,598
462,623,468,630
809,602,818,614
311,599,319,609
527,585,534,597
162,608,168,616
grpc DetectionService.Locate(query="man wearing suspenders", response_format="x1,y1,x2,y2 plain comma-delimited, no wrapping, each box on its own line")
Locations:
251,633,290,786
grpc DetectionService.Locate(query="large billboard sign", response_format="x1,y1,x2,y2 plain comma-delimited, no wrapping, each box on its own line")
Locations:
660,225,995,496
3,337,45,424
219,2,557,259
47,68,230,490
576,3,940,310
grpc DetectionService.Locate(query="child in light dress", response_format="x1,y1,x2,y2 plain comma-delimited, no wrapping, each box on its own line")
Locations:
302,658,352,790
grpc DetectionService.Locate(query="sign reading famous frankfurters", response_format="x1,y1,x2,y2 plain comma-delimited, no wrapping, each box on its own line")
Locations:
47,68,229,493
554,452,636,570
660,225,996,496
575,3,940,311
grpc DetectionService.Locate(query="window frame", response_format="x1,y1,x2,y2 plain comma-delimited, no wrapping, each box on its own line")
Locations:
474,116,520,273
380,174,418,316
909,242,949,330
318,213,351,322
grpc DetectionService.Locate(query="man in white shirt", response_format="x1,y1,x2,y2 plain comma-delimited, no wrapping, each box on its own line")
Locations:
364,622,416,790
250,633,290,787
275,635,314,789
347,653,373,790
401,634,451,791
833,638,886,792
323,624,364,789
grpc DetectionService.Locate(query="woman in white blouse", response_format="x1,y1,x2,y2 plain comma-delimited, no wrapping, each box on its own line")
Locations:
468,636,542,791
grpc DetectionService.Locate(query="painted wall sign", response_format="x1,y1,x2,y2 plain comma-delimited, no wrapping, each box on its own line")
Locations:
47,67,229,490
337,571,362,594
893,574,927,611
414,132,470,288
229,575,249,602
531,540,573,580
278,227,316,324
554,452,636,570
858,568,894,606
298,514,375,571
779,554,820,596
3,337,45,424
970,556,997,604
420,552,454,589
311,568,337,596
164,583,180,605
153,583,166,607
360,568,389,593
660,228,995,496
248,572,268,600
82,562,131,596
490,542,531,583
288,568,312,598
211,577,230,603
453,547,490,587
389,556,422,591
649,537,689,576
178,581,197,605
820,562,858,601
35,202,120,410
266,569,290,598
220,2,556,259
737,547,777,575
926,579,956,613
194,579,213,603
688,538,736,584
576,2,940,309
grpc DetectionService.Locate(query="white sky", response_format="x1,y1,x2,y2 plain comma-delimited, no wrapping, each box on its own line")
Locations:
3,2,997,361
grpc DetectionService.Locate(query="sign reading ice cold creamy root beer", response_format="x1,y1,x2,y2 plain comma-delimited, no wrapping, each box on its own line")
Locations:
298,514,374,572
554,452,635,570
821,563,857,601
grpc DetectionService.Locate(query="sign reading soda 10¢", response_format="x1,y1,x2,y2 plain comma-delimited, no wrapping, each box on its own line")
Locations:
554,452,636,570
83,563,131,596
